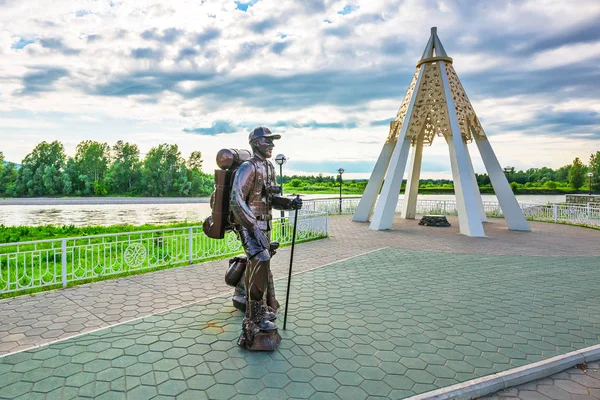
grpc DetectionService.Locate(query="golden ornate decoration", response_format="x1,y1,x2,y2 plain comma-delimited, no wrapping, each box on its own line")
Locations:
387,67,421,143
444,63,485,141
405,62,450,145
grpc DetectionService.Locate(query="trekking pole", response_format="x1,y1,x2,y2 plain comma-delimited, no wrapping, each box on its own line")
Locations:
283,195,300,330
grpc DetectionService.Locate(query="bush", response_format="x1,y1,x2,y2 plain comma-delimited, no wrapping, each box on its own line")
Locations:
510,182,518,193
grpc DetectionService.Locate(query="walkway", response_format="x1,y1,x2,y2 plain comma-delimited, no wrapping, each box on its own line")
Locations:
1,216,599,399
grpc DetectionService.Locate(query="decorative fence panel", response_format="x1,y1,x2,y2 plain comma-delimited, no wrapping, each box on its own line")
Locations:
0,211,328,295
306,198,600,229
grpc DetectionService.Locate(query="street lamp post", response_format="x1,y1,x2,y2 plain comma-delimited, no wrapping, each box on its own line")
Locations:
275,154,287,236
588,172,594,196
338,168,344,214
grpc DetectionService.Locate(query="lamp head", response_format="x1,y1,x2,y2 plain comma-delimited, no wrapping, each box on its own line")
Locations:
338,168,345,175
275,154,287,166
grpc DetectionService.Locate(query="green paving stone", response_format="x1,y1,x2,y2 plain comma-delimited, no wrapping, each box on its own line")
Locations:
96,390,126,400
310,376,340,392
406,369,436,384
98,348,123,361
285,381,316,398
332,359,360,372
287,367,315,382
264,360,292,374
187,374,216,390
361,379,393,397
110,376,126,392
256,388,287,400
427,365,456,379
333,371,363,386
32,348,60,361
310,363,339,377
32,376,65,393
261,372,291,388
2,381,33,398
12,360,43,373
234,378,265,395
357,366,386,380
3,248,600,399
214,369,243,384
176,389,209,400
53,363,82,378
335,385,368,400
97,367,124,382
158,379,187,396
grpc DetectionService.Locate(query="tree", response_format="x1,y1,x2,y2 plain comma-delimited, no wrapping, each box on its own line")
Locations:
73,141,110,195
16,141,66,196
141,144,190,196
106,141,141,194
590,151,600,193
0,152,18,196
568,157,584,190
186,151,213,196
187,151,203,172
555,164,571,182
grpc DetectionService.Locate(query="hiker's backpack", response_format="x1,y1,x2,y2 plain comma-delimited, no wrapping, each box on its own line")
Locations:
202,148,252,239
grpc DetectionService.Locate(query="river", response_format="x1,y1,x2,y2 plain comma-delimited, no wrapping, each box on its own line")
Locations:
0,194,565,227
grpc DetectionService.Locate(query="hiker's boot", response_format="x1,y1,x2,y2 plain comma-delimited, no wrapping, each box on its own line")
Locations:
248,300,277,331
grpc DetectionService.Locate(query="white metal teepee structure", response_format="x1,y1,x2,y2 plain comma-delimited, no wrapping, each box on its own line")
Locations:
352,27,530,237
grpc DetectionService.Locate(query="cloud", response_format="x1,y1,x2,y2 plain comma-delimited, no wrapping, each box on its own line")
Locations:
131,47,163,60
196,28,221,44
141,28,184,44
274,121,358,129
11,38,35,49
183,120,238,135
235,0,259,12
337,5,359,15
271,41,290,55
39,38,80,55
249,19,278,34
86,35,101,43
17,67,69,96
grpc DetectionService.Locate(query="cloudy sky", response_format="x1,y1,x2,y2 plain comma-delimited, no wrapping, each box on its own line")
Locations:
1,0,599,179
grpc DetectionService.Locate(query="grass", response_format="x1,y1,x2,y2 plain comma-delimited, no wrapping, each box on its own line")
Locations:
0,220,328,299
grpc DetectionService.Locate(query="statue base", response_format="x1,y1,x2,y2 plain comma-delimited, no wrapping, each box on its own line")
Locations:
247,330,282,351
237,322,282,351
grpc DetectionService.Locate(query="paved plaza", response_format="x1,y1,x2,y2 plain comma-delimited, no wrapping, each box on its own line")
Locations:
1,216,600,399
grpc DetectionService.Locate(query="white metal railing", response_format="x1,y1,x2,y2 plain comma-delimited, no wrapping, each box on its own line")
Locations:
306,198,600,229
0,211,328,294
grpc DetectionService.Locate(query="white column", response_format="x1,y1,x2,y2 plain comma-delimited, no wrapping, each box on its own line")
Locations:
352,140,395,222
401,136,424,219
369,65,426,231
369,136,412,230
474,135,531,231
440,61,485,237
464,143,487,222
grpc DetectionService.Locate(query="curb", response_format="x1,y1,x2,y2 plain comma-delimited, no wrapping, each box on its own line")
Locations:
406,344,600,400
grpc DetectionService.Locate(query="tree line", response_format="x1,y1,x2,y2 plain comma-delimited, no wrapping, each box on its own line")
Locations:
0,140,214,197
1,141,599,198
278,153,600,194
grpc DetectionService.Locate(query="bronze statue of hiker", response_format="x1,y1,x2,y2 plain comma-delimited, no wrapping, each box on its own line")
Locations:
203,127,302,351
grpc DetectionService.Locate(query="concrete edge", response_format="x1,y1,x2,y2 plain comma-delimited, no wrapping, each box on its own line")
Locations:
0,246,389,360
406,343,600,400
